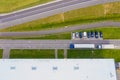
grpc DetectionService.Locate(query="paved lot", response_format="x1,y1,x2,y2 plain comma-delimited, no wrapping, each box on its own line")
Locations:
0,40,120,49
0,39,119,59
0,40,69,49
0,0,119,29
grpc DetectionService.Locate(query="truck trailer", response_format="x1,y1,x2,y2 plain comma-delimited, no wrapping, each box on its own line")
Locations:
70,44,95,49
97,44,115,49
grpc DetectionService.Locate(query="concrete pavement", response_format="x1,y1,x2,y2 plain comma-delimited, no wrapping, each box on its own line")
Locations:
2,48,10,59
0,0,119,29
0,40,69,49
0,39,120,59
55,49,58,58
64,49,67,58
0,21,120,37
117,70,120,80
0,40,120,49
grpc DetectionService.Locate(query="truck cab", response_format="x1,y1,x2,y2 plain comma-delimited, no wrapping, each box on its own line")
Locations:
70,43,74,49
96,44,102,49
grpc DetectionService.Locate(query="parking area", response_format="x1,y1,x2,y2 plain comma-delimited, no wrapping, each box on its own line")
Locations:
71,31,103,40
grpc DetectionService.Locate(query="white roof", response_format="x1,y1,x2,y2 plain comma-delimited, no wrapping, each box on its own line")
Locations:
74,44,95,48
0,59,117,80
102,44,115,49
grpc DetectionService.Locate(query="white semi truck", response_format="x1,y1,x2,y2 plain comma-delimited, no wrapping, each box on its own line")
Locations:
70,43,114,49
70,44,95,49
97,44,115,49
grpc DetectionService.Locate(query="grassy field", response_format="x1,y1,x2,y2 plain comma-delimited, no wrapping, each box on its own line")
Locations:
68,49,120,62
10,49,64,59
3,27,119,40
9,49,120,62
36,27,120,39
32,27,120,39
0,49,3,58
0,2,120,32
0,0,53,13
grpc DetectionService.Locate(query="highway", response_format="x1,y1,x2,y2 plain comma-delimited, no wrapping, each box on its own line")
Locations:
0,40,120,49
0,21,120,37
0,0,119,29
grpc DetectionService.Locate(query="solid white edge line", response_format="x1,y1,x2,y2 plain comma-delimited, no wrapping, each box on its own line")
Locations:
0,0,63,16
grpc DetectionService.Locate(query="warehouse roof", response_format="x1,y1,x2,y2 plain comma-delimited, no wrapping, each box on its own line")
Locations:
0,59,117,80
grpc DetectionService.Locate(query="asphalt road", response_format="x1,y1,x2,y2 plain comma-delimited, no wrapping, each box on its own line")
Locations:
0,21,120,37
0,40,120,49
0,0,88,21
0,0,119,29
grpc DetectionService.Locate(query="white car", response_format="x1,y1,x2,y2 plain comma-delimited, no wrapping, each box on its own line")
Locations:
72,32,75,39
83,32,87,37
75,32,79,38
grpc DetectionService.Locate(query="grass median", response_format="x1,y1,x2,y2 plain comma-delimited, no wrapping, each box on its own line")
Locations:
68,49,120,62
0,0,53,13
0,49,3,58
31,27,120,40
0,1,120,32
10,49,64,59
3,27,119,40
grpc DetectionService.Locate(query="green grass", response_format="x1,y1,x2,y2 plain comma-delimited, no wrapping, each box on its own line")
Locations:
0,49,3,58
10,49,64,59
0,0,53,13
67,49,120,62
3,27,119,40
40,27,120,39
0,2,120,32
58,49,64,58
9,49,120,62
